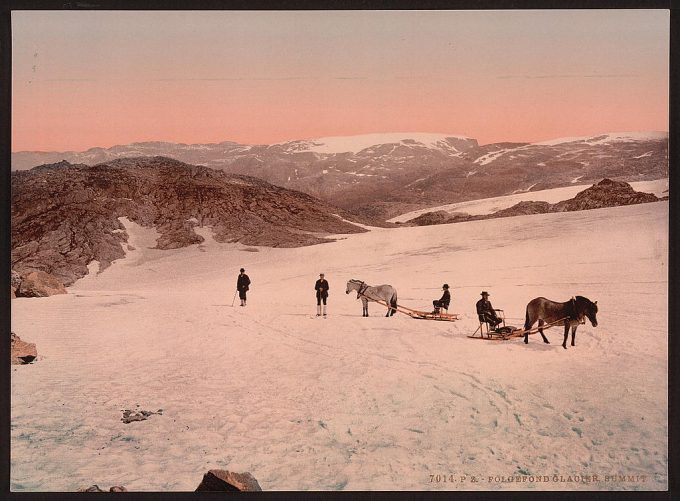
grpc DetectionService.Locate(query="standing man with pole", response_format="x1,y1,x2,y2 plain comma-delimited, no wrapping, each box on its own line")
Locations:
315,273,329,317
237,268,251,307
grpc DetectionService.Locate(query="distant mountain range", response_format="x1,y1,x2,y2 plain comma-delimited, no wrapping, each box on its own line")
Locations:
12,131,668,219
11,157,369,287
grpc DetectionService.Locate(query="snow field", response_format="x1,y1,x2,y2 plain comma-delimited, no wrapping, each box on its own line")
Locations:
11,201,668,491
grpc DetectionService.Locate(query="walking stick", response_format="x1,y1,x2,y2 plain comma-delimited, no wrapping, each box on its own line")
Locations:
231,289,238,307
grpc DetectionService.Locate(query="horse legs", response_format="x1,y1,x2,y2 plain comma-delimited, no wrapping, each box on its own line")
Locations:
523,309,535,344
571,325,577,347
362,299,369,317
523,319,534,344
562,323,570,349
538,319,550,344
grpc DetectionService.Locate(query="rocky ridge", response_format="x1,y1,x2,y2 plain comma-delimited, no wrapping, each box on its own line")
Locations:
12,132,668,218
11,157,370,288
406,179,663,226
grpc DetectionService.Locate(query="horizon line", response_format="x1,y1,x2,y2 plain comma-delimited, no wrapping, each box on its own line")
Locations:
11,129,670,154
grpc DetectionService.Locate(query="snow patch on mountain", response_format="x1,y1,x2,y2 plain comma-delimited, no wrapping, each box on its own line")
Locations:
475,149,511,166
533,131,667,146
586,131,668,145
512,183,538,194
278,133,473,154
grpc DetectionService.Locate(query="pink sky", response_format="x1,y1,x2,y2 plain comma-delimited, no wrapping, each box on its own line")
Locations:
12,10,669,151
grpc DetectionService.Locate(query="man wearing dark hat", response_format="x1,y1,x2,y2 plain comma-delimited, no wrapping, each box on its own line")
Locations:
236,268,251,306
476,291,502,327
314,273,330,316
432,284,451,314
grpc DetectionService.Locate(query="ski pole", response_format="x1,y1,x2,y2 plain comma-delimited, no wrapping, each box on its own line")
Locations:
231,289,238,307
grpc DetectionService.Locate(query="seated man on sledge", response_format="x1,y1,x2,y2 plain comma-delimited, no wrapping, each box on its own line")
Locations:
476,291,503,328
432,284,451,314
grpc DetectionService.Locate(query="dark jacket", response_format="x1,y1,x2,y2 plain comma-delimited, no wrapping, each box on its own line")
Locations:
437,290,451,309
476,298,495,317
315,279,329,298
237,273,251,291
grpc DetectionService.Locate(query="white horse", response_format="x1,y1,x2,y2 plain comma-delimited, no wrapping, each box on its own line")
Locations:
346,279,398,317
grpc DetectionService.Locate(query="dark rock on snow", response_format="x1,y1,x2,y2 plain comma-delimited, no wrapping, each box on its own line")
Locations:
406,210,462,226
11,332,37,364
15,271,67,297
121,408,163,424
78,485,127,492
552,178,659,212
490,201,553,218
195,469,263,492
76,470,261,492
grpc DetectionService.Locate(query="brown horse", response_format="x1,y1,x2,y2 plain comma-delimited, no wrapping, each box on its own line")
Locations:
523,296,598,349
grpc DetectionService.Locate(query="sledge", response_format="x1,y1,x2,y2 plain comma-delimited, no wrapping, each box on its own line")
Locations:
366,297,460,321
396,303,460,321
468,310,571,341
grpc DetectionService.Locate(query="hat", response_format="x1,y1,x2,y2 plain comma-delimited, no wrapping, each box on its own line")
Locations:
240,268,245,272
442,284,449,289
481,291,490,296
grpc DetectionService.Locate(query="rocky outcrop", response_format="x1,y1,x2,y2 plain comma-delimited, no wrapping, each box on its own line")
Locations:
407,210,462,226
195,470,262,492
552,178,659,212
15,271,67,297
75,470,261,492
407,179,662,226
12,157,370,286
491,201,553,218
11,270,22,298
11,333,37,364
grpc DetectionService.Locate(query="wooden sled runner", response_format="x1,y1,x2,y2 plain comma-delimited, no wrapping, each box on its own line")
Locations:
366,297,460,321
397,303,460,321
468,311,570,341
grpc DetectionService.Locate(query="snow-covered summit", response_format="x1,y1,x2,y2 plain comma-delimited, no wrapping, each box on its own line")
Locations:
533,131,667,146
277,132,475,154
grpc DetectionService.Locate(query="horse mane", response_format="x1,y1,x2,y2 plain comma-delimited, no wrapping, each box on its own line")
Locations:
573,295,597,315
574,295,594,305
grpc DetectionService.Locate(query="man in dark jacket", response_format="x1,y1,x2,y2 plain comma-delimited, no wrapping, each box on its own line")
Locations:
237,268,251,306
315,273,329,316
476,291,502,327
432,284,451,313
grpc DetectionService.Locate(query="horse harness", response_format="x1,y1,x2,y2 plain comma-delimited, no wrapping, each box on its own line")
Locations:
566,297,586,325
